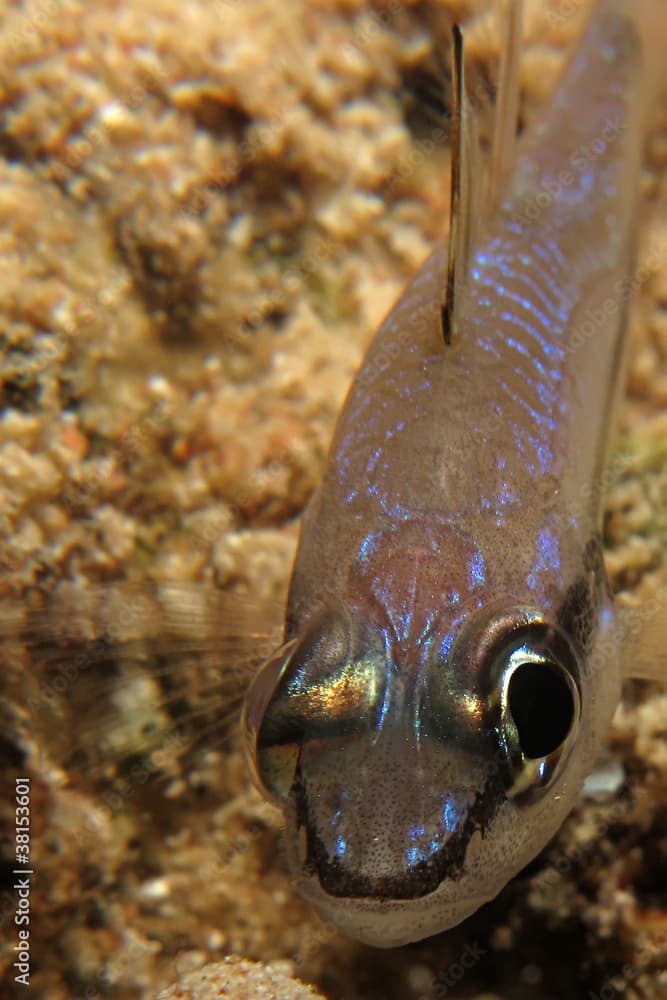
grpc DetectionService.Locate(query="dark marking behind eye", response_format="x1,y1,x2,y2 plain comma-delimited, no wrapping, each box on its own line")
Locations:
556,535,608,653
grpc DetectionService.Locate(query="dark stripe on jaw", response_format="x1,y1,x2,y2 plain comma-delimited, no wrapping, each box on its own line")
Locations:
292,755,505,900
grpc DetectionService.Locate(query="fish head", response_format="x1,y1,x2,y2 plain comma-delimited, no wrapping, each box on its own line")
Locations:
243,520,621,946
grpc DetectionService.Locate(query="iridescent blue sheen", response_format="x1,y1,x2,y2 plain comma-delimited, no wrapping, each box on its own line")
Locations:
442,796,460,834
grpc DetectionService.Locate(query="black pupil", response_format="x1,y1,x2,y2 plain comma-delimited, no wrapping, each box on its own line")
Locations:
508,660,574,759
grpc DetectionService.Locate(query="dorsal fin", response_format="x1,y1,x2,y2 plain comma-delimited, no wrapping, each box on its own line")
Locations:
441,23,474,347
489,0,523,207
440,3,523,346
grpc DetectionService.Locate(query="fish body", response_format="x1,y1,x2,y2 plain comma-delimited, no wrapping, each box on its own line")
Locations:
244,0,662,946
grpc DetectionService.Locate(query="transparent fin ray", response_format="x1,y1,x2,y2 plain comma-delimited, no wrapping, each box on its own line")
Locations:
1,581,284,643
1,582,285,781
442,3,521,345
489,0,523,208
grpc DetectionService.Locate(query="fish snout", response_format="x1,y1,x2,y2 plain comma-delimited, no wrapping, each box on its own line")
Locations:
291,732,504,902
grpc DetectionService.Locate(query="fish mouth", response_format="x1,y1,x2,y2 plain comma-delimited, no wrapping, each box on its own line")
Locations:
293,870,499,948
292,750,507,901
298,869,496,913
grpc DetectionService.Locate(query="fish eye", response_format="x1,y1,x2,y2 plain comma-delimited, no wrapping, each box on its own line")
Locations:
242,609,381,805
242,635,301,805
507,656,575,758
489,625,581,802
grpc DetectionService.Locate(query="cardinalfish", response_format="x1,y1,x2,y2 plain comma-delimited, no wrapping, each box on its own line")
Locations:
4,0,665,960
243,0,667,947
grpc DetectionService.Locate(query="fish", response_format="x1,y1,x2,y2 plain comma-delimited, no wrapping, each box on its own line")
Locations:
242,0,667,948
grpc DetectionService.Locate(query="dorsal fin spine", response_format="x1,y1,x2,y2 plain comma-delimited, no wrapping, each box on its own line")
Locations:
441,3,524,347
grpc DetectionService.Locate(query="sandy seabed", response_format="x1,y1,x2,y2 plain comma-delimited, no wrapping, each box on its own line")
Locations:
0,0,665,997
